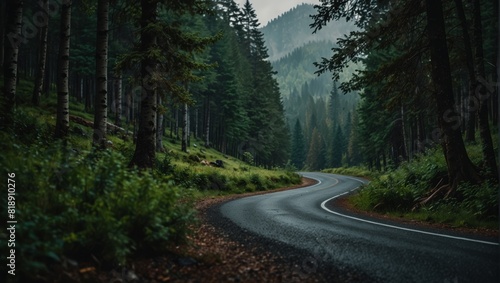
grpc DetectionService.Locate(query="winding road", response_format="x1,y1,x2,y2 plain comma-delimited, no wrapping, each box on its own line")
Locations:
219,172,500,282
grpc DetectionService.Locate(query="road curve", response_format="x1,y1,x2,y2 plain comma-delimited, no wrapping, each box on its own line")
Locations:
219,172,500,282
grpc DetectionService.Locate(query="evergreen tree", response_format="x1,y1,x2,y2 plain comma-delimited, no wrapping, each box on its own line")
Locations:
93,0,110,148
305,128,326,171
425,0,481,188
330,124,344,168
128,0,159,168
291,119,306,169
236,0,290,166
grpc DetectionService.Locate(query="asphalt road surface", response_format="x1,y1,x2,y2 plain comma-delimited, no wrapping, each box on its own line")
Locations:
219,172,500,282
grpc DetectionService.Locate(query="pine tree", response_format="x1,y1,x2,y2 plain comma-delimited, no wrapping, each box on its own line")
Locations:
291,119,306,169
236,0,290,166
93,0,110,148
425,0,481,188
305,128,326,171
330,124,344,168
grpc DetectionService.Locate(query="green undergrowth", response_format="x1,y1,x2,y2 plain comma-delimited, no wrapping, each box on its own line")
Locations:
349,145,499,230
0,78,301,280
322,166,377,180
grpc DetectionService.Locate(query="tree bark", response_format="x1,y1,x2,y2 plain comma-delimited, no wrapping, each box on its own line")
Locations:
129,0,158,168
156,95,165,152
54,0,72,139
114,72,122,128
204,96,211,147
182,103,188,152
425,0,480,189
32,0,49,106
471,0,498,179
0,0,6,71
2,0,23,125
454,0,477,143
93,0,109,148
492,0,498,127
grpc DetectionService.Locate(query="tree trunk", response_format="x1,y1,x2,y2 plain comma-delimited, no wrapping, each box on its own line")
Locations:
32,0,49,106
174,106,179,139
85,77,91,112
55,0,72,139
114,72,122,128
0,0,6,71
471,0,498,179
125,84,131,125
43,41,51,96
492,0,499,127
156,95,165,152
182,103,188,152
2,0,23,125
129,0,158,168
93,0,109,147
204,96,211,147
195,108,199,139
425,0,480,189
454,0,477,143
187,105,190,147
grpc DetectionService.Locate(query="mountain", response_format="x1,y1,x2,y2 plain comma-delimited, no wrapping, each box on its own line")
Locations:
261,3,355,62
271,40,335,98
262,4,360,99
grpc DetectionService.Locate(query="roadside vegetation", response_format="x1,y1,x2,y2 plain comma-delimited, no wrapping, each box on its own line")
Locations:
322,166,377,180
0,79,300,280
330,141,499,230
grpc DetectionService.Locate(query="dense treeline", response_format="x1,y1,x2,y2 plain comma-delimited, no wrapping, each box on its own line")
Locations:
311,0,498,191
0,0,289,168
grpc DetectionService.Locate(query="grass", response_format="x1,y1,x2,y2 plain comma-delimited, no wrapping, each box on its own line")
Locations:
346,142,499,230
322,166,377,180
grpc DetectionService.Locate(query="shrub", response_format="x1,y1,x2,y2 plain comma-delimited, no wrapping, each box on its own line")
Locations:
0,144,194,279
457,181,499,218
242,151,254,165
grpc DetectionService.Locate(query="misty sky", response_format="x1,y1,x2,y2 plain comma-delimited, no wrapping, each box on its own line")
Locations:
234,0,320,26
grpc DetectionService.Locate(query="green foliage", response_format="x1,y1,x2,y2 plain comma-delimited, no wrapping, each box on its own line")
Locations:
291,119,306,170
242,151,255,165
322,166,376,179
0,139,194,279
10,108,53,145
457,181,499,218
349,146,499,229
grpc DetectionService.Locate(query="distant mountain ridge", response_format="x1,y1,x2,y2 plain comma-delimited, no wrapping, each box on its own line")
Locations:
261,3,355,62
271,40,336,98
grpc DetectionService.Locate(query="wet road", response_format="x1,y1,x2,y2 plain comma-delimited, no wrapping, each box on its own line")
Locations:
219,172,500,282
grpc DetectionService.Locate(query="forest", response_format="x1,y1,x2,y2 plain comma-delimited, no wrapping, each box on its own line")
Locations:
0,0,499,281
2,0,290,168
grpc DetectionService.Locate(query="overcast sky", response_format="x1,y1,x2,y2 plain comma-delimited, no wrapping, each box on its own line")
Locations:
234,0,320,27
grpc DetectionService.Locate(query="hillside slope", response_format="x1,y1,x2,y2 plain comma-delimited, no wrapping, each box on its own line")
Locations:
261,3,355,62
